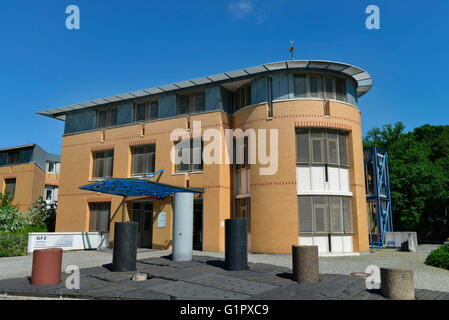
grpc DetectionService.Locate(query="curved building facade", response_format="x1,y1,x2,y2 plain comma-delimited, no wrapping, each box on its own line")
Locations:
38,60,371,255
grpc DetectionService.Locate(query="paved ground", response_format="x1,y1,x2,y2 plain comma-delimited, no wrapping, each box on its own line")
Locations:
0,245,447,294
1,254,447,300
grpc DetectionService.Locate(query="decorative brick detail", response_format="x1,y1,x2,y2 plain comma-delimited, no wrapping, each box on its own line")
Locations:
91,144,114,151
87,197,112,203
295,121,352,131
251,181,296,188
129,139,156,146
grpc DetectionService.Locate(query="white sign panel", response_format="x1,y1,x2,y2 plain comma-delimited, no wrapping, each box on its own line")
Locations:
34,234,74,248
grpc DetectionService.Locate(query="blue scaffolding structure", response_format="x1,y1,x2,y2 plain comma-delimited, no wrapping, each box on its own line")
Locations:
364,147,393,249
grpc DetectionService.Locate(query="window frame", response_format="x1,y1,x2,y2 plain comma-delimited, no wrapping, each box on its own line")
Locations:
298,195,353,235
96,107,118,129
295,128,349,168
4,178,16,196
176,90,206,115
92,149,114,179
134,99,159,122
174,138,204,173
130,144,156,176
234,83,252,111
293,73,348,103
89,202,111,232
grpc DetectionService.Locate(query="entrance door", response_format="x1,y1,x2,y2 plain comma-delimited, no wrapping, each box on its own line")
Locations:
131,201,153,248
236,198,251,251
193,199,203,251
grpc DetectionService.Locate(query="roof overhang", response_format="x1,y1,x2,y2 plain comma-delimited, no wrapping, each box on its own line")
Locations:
37,60,372,120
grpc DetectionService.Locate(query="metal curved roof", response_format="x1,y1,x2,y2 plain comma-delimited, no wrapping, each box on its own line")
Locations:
37,60,372,120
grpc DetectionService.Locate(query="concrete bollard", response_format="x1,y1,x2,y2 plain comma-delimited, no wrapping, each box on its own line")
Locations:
112,222,138,272
292,245,319,283
224,218,248,271
31,248,63,285
380,268,415,300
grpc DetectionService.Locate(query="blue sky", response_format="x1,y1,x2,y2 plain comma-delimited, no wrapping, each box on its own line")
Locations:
0,0,447,154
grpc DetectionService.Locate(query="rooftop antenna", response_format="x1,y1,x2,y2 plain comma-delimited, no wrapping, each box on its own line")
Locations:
289,41,295,60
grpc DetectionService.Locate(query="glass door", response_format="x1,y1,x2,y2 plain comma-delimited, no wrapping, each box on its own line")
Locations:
132,201,153,248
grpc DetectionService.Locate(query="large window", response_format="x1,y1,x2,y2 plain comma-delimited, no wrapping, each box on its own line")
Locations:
4,178,16,196
298,196,353,234
131,144,156,175
92,150,114,179
293,74,347,103
135,100,158,122
176,91,205,115
96,108,117,128
296,128,348,167
174,138,203,173
89,202,111,232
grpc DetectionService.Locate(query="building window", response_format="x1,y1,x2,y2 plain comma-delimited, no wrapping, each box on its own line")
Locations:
46,161,60,174
131,144,156,176
296,128,349,167
176,91,205,115
135,100,158,122
89,202,111,232
45,186,58,203
235,84,252,111
298,196,353,234
335,78,346,102
7,151,20,165
294,75,307,98
96,108,117,128
92,150,114,179
4,178,16,196
235,136,250,170
293,74,347,103
174,138,203,173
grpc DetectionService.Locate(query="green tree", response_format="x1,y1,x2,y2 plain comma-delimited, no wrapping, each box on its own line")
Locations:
364,123,449,241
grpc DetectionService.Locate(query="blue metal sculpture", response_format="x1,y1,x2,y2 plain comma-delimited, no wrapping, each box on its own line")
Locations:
79,169,203,221
364,147,393,248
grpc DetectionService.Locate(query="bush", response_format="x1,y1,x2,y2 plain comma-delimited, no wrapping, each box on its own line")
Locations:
27,197,56,232
0,233,28,257
0,205,30,234
425,244,449,270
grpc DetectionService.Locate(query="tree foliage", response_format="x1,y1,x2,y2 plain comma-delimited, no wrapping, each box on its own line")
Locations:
364,123,449,241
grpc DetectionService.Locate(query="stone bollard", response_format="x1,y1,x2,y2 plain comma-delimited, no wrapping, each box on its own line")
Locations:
31,248,63,285
112,222,138,272
224,218,248,271
292,245,319,283
380,268,415,300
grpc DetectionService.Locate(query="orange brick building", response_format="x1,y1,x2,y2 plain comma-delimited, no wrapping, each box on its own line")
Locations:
38,60,372,254
0,144,60,212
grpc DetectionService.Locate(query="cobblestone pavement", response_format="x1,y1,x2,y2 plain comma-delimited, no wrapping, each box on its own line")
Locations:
0,255,448,300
